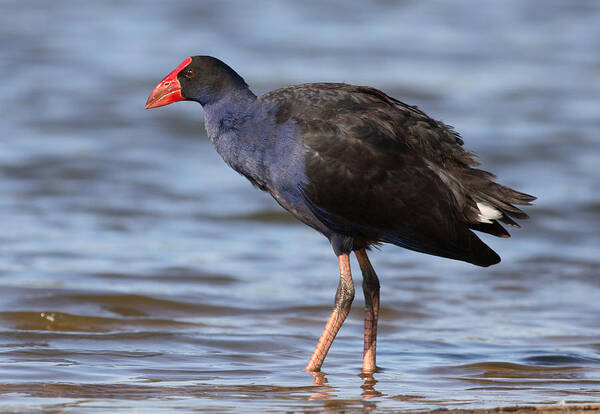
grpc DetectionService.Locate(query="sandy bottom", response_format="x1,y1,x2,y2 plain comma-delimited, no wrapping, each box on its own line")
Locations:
430,405,600,414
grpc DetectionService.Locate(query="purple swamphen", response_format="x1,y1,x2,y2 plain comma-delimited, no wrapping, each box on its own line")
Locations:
146,56,535,373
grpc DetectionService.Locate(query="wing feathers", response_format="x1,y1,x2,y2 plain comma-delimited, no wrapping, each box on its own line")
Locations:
262,83,534,266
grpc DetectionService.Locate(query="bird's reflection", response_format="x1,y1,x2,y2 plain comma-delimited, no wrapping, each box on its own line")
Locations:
308,371,336,400
359,372,383,399
307,370,383,403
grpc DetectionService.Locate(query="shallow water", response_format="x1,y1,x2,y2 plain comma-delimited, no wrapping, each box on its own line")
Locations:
1,0,600,412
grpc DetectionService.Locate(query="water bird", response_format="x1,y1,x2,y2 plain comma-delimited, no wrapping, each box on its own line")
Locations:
146,56,535,373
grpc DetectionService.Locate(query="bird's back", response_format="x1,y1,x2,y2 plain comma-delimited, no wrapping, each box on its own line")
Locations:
260,83,535,266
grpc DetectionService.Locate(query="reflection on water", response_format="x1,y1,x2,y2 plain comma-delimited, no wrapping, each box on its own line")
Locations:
360,373,383,400
2,0,600,412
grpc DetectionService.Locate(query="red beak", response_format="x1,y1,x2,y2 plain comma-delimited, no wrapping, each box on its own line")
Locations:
145,57,192,109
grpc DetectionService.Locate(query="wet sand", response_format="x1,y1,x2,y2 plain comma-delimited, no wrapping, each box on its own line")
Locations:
433,405,600,414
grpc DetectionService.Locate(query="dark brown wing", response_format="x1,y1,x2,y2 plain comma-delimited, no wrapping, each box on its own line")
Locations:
262,83,534,266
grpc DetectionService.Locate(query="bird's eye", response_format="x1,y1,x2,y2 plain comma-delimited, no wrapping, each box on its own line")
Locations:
184,68,195,79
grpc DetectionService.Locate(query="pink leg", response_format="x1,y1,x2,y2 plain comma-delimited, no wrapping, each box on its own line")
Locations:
305,254,354,372
355,249,380,373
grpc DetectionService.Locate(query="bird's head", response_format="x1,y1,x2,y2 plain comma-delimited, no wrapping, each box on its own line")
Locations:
145,56,248,109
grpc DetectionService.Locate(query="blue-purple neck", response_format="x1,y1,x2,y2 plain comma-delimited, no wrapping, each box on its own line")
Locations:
202,87,257,142
200,86,274,189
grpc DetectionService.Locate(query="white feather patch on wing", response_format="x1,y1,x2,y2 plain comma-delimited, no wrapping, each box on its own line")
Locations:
476,202,502,223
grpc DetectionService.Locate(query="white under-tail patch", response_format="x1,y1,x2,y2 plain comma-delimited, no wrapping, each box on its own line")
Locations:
476,202,502,223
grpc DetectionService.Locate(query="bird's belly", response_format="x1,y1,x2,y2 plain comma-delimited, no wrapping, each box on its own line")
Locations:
269,186,332,237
